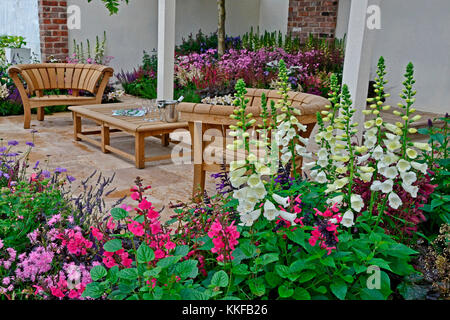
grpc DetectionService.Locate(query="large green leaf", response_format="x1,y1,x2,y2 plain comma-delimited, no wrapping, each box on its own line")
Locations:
330,280,347,300
82,282,104,299
156,255,182,268
110,207,128,220
232,264,250,276
137,243,155,263
176,260,198,279
297,271,316,283
275,265,290,279
278,285,294,298
90,265,107,281
360,288,385,300
211,270,229,287
174,245,190,257
261,253,279,265
293,287,311,300
103,239,122,252
119,268,139,281
248,277,265,296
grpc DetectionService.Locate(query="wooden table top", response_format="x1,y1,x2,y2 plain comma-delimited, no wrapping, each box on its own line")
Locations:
69,103,188,133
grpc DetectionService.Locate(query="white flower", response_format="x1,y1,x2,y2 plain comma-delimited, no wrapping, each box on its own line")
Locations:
411,161,428,174
357,153,371,164
295,145,308,155
372,145,384,160
384,139,402,152
233,187,248,201
263,200,280,221
272,193,290,208
334,177,349,189
381,152,399,167
370,180,383,191
413,142,431,152
359,166,375,173
388,192,402,209
230,176,247,188
279,211,297,225
298,136,309,145
341,210,355,228
239,209,261,227
400,171,417,185
380,179,394,194
250,182,267,199
301,161,315,171
296,123,307,132
397,159,411,173
247,174,261,188
230,167,246,178
317,148,328,159
286,128,296,140
230,160,246,171
402,183,419,198
406,148,418,159
364,137,377,149
317,158,328,168
280,137,290,147
351,194,364,212
280,152,292,164
237,199,256,214
380,166,398,179
255,163,271,175
385,123,400,134
385,133,400,141
359,172,373,182
315,171,328,184
326,195,344,206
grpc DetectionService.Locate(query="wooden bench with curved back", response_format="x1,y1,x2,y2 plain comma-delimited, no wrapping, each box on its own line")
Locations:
7,63,114,129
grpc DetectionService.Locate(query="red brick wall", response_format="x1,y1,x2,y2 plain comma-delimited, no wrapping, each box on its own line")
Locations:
38,0,68,62
287,0,339,43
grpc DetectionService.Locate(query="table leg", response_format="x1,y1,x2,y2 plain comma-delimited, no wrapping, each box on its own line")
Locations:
135,133,145,169
73,113,81,141
37,107,45,121
161,133,170,147
189,121,205,196
101,125,110,153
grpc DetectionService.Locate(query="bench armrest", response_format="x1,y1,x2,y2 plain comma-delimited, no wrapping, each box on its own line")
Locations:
94,67,114,101
7,66,30,103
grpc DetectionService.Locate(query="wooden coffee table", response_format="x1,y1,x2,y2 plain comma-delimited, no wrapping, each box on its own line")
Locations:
69,103,188,169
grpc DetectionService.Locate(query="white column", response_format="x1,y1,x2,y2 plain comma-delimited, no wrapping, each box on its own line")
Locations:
157,0,176,100
341,0,380,137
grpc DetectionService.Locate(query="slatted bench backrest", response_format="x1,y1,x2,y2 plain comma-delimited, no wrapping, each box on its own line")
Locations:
12,63,111,96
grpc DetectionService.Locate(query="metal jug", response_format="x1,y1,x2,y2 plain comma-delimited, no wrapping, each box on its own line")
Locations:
157,96,184,123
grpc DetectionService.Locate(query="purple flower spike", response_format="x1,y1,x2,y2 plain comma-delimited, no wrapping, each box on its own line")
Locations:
8,140,18,146
33,161,40,170
42,170,51,178
67,175,76,183
54,167,67,174
26,142,35,147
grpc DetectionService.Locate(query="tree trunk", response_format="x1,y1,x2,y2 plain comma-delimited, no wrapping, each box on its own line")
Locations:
217,0,226,57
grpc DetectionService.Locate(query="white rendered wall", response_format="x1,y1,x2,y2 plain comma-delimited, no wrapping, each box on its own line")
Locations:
259,0,289,34
337,0,450,114
0,0,40,61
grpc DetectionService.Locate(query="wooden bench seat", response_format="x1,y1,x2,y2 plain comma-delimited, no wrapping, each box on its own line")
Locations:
7,63,114,129
177,88,330,195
